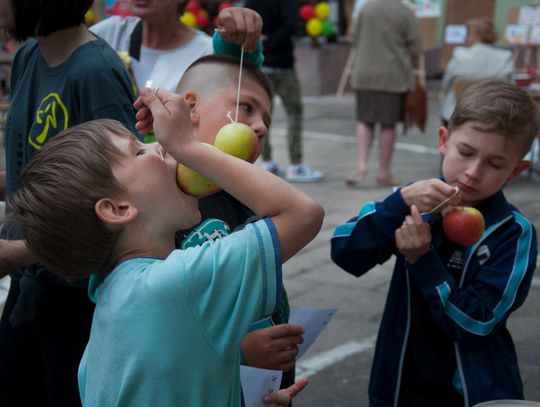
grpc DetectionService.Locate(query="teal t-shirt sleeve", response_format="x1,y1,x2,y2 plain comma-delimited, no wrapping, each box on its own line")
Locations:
180,218,281,357
212,31,264,67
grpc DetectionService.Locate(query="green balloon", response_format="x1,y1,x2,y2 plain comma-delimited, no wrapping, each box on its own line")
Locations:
322,19,334,37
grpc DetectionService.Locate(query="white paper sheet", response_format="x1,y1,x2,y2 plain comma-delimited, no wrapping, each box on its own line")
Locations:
240,308,337,405
289,307,337,360
240,366,282,407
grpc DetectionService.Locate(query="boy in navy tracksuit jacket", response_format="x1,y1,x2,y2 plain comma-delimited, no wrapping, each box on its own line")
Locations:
331,80,539,407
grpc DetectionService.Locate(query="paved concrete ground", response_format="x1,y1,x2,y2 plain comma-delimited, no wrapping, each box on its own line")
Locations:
265,80,540,406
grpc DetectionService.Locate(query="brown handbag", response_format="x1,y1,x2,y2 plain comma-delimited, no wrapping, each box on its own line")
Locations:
404,74,427,133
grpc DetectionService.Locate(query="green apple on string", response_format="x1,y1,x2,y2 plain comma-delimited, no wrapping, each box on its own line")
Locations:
176,41,258,197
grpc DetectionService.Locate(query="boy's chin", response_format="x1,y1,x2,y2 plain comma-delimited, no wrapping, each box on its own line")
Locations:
459,193,491,207
185,210,202,229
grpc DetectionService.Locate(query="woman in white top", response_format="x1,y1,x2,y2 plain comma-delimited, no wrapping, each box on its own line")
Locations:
91,0,261,92
440,17,514,125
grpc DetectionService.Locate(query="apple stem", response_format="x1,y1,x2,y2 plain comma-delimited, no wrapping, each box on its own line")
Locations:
226,111,234,123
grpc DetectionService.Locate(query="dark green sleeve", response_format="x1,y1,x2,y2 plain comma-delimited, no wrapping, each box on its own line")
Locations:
212,31,264,67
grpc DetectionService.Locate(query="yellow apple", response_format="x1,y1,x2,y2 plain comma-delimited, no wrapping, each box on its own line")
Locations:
213,122,257,162
176,143,221,197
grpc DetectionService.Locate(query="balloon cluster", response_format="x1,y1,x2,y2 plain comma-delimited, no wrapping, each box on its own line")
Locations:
180,0,233,30
181,0,209,29
300,2,334,38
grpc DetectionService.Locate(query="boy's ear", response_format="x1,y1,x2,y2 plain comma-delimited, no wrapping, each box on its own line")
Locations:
438,126,449,155
95,198,138,226
184,91,200,125
506,160,530,182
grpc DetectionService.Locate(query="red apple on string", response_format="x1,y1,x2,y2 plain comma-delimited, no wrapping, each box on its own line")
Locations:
442,206,485,246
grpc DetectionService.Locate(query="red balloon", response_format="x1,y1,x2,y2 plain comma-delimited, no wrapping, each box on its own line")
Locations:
300,4,315,22
218,2,233,12
196,11,210,28
186,1,201,14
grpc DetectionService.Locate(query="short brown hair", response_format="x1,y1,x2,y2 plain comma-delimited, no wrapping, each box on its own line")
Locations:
466,17,497,44
177,54,273,102
9,119,131,281
448,80,540,157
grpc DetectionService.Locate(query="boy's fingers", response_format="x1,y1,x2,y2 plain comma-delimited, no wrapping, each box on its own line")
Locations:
135,106,151,121
244,12,262,51
135,120,153,134
263,379,309,406
277,345,299,361
232,12,248,46
133,96,144,109
218,10,240,41
395,228,404,246
218,8,262,50
435,181,460,199
273,335,303,351
285,378,310,398
405,215,414,225
268,323,304,339
263,392,290,406
140,88,179,118
139,87,164,114
410,205,425,224
273,336,304,351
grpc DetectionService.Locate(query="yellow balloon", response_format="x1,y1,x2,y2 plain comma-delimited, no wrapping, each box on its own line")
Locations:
180,11,197,27
306,18,323,37
85,9,95,25
315,2,330,20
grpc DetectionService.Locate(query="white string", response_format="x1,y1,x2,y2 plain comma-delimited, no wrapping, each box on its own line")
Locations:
213,26,244,123
420,186,460,216
234,44,245,123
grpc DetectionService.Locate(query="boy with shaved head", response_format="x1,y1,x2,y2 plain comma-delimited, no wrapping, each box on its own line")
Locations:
173,54,301,392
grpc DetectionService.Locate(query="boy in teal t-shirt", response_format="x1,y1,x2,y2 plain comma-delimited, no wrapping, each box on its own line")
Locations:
11,88,323,405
